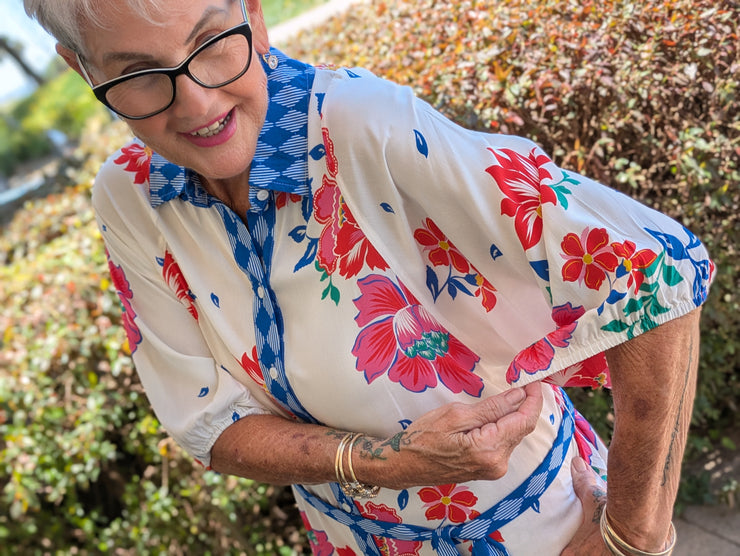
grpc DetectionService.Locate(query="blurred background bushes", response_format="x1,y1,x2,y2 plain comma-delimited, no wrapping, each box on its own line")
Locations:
1,0,737,553
1,60,109,178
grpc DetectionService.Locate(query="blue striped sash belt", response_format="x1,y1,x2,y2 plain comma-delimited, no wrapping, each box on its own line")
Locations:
296,392,575,556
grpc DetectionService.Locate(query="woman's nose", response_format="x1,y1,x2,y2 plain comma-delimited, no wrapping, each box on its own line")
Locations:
169,74,213,118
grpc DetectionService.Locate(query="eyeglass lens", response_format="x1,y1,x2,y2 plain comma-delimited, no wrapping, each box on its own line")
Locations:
103,30,251,119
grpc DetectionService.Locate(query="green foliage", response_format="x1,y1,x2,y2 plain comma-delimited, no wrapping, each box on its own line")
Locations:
0,116,53,177
262,0,329,28
0,69,109,176
1,0,737,552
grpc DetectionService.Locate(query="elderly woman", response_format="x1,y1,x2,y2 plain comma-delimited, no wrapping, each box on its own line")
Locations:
26,0,713,554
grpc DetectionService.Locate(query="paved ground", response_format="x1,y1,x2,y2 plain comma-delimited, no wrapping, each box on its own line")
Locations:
267,2,740,554
675,504,739,556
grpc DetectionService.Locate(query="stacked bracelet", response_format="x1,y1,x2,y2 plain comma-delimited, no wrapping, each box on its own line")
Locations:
334,432,380,499
600,508,677,556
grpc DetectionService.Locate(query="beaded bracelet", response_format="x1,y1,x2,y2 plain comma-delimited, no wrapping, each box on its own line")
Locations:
335,432,380,499
600,508,676,556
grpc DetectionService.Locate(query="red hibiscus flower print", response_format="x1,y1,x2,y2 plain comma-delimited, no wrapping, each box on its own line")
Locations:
114,142,152,185
353,275,483,396
237,346,266,390
355,501,422,556
300,512,339,556
314,174,343,274
418,483,480,524
236,347,298,419
545,354,611,389
472,272,498,312
507,302,583,383
162,251,198,320
106,253,142,354
413,218,498,313
322,127,338,178
313,175,388,278
275,191,303,210
611,240,658,293
485,147,557,250
561,227,619,290
414,218,470,273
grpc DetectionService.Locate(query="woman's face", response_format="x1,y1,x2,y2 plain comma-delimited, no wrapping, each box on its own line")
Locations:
77,0,270,182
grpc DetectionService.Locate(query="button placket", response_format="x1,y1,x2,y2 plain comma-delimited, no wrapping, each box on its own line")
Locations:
216,203,315,423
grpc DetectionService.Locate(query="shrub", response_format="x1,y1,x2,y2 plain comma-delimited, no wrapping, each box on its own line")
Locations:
0,69,109,177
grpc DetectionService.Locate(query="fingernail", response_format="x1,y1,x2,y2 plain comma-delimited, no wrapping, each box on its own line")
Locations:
572,456,587,472
505,388,525,404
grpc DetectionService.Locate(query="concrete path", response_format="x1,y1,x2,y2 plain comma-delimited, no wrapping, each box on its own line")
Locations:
268,0,367,45
675,504,739,556
267,3,740,555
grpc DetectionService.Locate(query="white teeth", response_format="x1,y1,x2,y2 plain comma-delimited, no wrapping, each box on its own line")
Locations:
190,113,231,137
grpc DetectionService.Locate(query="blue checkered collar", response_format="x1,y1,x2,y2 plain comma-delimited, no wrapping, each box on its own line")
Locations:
148,48,315,210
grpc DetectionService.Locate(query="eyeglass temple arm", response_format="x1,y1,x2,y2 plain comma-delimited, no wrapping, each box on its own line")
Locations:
239,0,250,24
75,52,96,88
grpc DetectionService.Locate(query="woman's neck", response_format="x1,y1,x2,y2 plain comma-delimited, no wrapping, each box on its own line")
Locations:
201,172,251,218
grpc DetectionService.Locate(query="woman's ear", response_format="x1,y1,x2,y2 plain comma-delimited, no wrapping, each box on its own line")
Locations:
56,43,84,77
245,0,270,53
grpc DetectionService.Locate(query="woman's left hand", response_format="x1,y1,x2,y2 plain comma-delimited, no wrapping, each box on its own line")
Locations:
560,456,610,556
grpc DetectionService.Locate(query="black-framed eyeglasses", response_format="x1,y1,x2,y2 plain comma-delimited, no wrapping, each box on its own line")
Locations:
78,21,253,120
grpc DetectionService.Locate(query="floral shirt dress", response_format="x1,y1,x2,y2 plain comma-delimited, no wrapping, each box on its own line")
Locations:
94,49,714,555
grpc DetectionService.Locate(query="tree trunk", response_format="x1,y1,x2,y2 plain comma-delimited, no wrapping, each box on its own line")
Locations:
0,36,45,86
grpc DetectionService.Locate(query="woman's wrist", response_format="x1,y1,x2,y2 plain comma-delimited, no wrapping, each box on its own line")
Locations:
600,507,676,556
349,432,412,491
334,432,379,498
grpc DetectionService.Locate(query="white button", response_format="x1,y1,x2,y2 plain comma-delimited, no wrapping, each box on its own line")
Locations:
256,189,270,201
269,367,279,380
256,286,265,299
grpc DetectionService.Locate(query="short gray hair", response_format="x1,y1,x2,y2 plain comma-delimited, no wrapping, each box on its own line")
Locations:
23,0,169,55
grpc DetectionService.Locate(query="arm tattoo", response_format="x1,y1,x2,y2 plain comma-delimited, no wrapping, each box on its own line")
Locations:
356,431,419,461
661,337,694,486
592,487,607,523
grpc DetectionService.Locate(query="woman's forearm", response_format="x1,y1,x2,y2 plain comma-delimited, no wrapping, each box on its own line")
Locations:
211,414,344,485
209,382,544,489
605,308,701,551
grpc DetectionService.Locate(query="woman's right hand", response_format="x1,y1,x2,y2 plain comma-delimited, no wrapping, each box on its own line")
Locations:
354,382,543,489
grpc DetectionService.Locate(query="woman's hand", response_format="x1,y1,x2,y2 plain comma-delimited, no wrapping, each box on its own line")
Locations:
354,382,543,489
560,456,609,556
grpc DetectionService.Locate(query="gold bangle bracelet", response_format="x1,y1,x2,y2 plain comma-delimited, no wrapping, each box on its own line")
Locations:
335,432,380,499
600,509,677,556
347,433,361,484
334,432,353,486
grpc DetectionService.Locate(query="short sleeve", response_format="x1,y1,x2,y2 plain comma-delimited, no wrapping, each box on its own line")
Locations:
322,74,715,387
92,145,269,467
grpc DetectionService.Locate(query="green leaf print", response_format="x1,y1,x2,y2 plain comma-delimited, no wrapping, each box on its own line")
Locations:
315,260,340,305
662,264,683,286
602,319,631,333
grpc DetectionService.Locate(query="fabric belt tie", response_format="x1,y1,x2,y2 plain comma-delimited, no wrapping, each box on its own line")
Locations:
296,391,575,556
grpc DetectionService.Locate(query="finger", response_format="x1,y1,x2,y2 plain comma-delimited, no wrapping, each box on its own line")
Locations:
518,382,544,419
489,382,543,435
571,457,606,512
458,387,527,430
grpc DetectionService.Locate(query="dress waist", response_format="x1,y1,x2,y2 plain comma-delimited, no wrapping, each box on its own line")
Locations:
295,391,575,556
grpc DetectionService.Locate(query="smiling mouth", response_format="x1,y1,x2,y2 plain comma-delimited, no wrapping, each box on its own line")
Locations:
190,112,232,138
